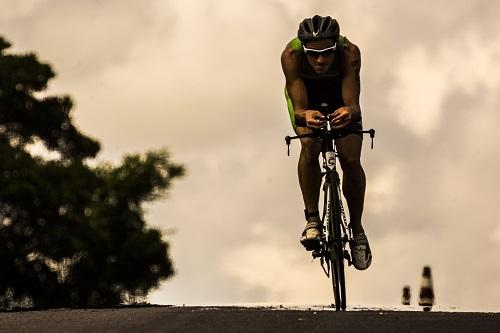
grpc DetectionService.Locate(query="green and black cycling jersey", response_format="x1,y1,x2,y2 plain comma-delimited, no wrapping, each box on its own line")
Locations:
285,35,348,128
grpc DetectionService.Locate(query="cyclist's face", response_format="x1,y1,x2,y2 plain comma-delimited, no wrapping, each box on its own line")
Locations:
304,39,336,74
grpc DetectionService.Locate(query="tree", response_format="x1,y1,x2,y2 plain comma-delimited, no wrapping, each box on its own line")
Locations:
0,36,184,308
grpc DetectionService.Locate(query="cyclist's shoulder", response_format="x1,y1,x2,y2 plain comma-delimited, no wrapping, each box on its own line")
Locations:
287,37,304,53
281,38,302,73
340,37,361,59
282,37,301,61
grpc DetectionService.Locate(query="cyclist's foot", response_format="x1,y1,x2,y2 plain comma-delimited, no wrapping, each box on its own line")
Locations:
300,220,322,251
349,233,372,270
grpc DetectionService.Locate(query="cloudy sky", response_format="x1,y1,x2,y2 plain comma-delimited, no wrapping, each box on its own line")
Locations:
1,0,499,310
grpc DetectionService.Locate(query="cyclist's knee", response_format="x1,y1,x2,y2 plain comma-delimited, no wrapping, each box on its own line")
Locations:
299,136,316,146
300,138,320,159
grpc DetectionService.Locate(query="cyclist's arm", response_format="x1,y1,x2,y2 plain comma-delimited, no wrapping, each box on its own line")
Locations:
281,45,308,127
340,39,362,122
281,44,325,128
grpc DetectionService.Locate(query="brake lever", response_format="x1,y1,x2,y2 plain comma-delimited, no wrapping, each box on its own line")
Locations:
285,136,291,156
369,129,375,149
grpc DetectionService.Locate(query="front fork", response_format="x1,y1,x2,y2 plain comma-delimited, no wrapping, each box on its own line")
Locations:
313,153,353,276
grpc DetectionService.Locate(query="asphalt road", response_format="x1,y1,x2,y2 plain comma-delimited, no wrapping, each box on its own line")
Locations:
1,306,499,333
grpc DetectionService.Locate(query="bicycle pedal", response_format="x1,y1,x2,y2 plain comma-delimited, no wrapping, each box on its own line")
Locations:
312,250,322,258
301,236,322,252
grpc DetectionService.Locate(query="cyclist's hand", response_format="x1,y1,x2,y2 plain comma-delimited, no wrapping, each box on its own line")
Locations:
330,107,352,129
305,110,326,129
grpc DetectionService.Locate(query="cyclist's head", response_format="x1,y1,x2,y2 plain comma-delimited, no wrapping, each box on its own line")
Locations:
298,15,340,44
298,16,339,75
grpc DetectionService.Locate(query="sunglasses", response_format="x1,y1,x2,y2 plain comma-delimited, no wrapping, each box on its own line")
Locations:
303,44,337,58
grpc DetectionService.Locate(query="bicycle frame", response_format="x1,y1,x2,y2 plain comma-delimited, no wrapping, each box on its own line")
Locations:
285,109,375,311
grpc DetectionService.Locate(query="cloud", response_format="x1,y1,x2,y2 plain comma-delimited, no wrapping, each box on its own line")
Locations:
1,0,173,80
0,0,46,20
389,32,500,138
365,163,401,215
219,234,326,303
492,226,500,244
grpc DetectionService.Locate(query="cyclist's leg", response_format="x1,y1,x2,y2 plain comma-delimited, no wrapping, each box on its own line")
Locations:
335,131,365,235
295,126,322,216
336,130,372,270
296,126,324,248
285,88,322,218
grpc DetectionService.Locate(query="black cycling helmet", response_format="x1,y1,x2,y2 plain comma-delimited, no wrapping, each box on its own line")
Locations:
298,15,340,42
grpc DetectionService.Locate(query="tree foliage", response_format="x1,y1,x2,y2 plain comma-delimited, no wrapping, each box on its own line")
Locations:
0,37,185,308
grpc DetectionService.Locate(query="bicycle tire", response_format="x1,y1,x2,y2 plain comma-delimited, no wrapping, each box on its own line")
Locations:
328,172,346,311
325,174,340,310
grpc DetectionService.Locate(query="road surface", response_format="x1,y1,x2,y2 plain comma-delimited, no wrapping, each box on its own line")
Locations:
1,306,499,332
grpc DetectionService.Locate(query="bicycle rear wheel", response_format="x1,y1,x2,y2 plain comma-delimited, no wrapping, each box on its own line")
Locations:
328,173,346,311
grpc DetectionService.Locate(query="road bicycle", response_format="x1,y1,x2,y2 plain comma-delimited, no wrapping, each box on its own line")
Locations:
285,104,375,311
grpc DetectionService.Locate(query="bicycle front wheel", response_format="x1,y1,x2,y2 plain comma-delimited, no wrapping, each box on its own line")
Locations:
328,172,346,311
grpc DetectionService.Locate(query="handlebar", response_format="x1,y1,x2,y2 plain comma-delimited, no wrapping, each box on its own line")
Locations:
285,128,375,156
284,103,376,156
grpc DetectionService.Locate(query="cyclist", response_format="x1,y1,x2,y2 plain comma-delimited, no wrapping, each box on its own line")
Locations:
281,15,372,270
